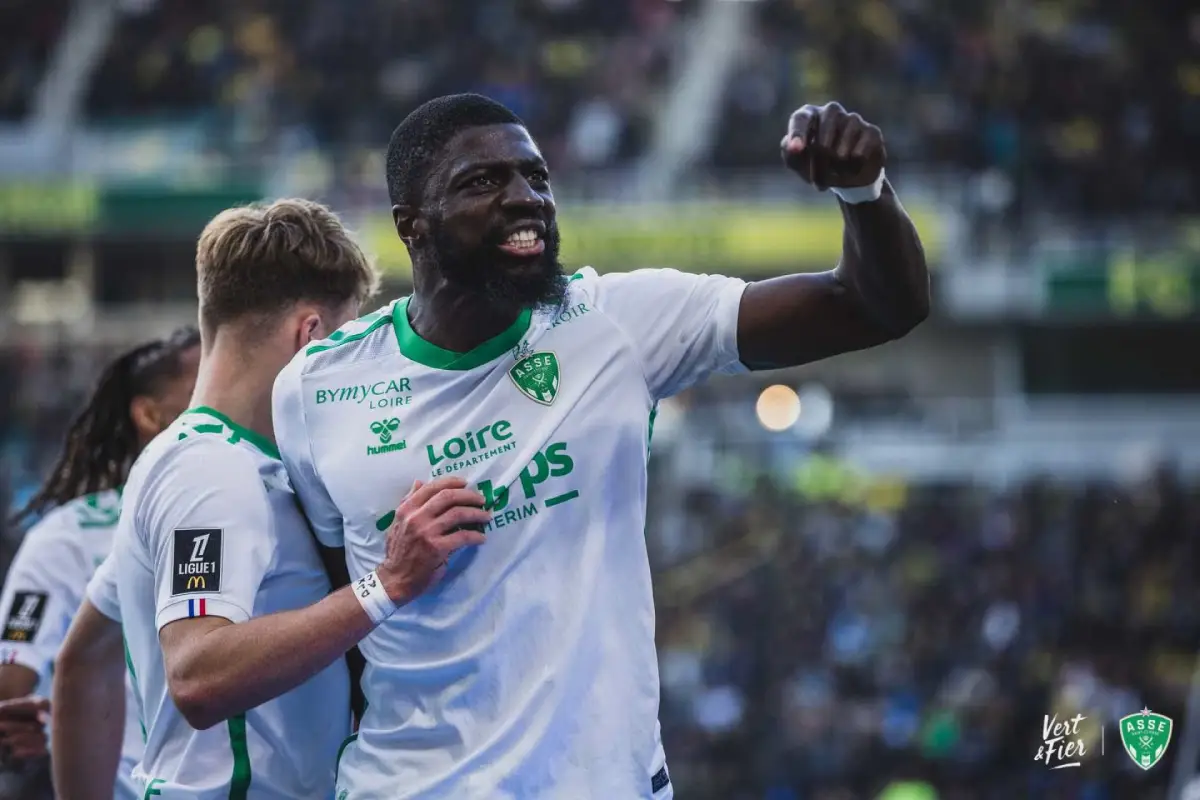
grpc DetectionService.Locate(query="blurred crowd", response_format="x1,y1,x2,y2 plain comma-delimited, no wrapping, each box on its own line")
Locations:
3,0,1197,220
724,0,1200,222
78,0,690,182
647,433,1199,799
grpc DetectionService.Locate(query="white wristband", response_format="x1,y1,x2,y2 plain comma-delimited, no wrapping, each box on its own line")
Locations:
353,570,397,625
831,168,886,204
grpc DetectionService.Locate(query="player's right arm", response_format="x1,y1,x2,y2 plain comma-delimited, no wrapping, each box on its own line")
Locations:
152,440,488,730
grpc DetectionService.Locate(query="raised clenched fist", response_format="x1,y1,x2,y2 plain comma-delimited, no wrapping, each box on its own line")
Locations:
781,102,886,192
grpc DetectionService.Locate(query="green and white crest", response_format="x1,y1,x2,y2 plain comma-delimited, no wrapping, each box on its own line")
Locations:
1120,708,1172,770
508,351,559,405
370,417,401,444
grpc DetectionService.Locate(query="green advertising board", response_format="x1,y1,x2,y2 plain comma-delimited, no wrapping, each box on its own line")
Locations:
0,183,947,279
360,201,944,278
1043,250,1200,319
0,182,262,237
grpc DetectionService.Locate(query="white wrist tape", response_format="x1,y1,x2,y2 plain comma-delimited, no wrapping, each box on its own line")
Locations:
353,570,397,625
831,168,886,204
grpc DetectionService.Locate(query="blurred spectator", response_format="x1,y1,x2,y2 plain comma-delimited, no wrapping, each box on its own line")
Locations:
647,440,1199,799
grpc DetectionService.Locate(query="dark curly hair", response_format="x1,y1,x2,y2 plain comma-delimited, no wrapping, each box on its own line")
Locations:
9,326,201,525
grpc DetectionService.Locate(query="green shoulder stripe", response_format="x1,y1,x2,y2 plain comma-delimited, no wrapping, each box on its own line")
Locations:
178,407,280,460
75,492,120,529
307,309,394,355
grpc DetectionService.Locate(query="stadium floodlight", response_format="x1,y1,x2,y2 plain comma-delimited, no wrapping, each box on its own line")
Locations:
755,384,801,432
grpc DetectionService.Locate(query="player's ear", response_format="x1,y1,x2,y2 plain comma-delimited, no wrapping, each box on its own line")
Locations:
129,395,162,441
296,311,324,349
394,205,432,247
393,205,418,244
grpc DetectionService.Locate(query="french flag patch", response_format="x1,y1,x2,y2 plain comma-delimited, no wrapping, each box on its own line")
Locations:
187,598,207,617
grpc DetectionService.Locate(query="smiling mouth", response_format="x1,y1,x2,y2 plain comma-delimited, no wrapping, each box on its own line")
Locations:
497,227,545,258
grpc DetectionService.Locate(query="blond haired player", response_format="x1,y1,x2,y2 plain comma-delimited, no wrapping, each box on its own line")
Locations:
52,199,479,799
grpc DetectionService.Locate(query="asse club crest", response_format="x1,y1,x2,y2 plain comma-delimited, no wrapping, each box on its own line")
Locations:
509,351,559,405
1120,708,1173,770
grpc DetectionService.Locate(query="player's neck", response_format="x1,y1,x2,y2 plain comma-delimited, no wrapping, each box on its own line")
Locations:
189,338,283,449
406,286,523,355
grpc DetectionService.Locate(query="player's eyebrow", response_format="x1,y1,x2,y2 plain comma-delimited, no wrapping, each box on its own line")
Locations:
449,157,548,183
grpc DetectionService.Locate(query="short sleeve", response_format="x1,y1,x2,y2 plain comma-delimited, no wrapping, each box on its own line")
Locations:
85,553,121,622
273,352,344,548
140,439,275,631
592,268,748,400
0,518,86,678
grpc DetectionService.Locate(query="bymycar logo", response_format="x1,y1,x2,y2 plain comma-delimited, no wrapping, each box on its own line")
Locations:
315,379,412,410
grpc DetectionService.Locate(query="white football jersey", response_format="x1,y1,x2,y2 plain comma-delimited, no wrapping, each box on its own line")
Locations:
273,267,747,799
0,491,143,800
97,408,350,799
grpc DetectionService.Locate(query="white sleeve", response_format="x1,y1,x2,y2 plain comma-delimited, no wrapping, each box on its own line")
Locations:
139,439,275,631
592,268,748,400
273,352,344,548
0,519,87,678
85,553,121,622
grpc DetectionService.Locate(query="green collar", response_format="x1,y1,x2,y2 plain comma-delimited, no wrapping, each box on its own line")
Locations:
392,297,530,371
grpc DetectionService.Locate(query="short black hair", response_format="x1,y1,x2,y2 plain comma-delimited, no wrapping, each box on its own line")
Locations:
386,93,525,208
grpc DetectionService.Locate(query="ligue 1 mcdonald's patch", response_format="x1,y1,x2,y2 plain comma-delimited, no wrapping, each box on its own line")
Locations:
1,592,47,642
172,528,223,596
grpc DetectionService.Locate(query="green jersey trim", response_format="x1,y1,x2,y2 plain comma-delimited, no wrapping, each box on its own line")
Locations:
184,407,281,460
306,309,393,355
122,635,147,743
227,714,252,799
334,732,358,784
647,404,658,452
393,297,531,371
76,492,121,529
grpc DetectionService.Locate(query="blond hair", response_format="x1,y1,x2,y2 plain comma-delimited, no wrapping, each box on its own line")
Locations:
196,198,380,336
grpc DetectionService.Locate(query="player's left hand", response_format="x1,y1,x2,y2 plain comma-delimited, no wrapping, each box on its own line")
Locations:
0,696,50,762
781,102,885,191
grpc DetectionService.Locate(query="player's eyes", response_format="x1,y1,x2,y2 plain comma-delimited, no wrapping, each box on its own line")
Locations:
529,170,550,185
468,175,496,189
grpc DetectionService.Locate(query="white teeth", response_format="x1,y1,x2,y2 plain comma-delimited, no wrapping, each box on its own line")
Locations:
505,230,539,246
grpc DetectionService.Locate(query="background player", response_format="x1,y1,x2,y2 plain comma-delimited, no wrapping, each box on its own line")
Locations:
266,93,929,799
0,328,200,799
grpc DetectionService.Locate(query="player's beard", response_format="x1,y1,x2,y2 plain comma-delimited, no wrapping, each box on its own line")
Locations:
425,217,568,311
